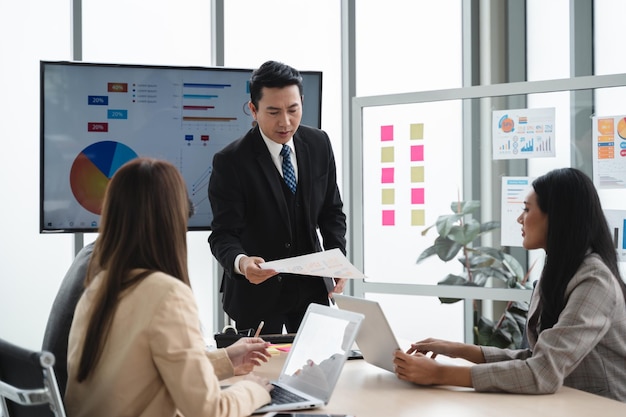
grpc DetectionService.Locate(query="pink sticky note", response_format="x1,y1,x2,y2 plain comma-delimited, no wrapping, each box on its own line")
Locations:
382,210,395,226
381,167,394,183
381,125,394,141
411,145,424,161
411,188,425,204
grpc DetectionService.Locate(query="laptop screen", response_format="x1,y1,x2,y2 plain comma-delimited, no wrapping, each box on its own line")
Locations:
333,294,402,373
278,305,361,402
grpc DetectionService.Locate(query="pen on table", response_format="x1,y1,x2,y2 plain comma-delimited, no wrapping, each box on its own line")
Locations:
254,320,265,338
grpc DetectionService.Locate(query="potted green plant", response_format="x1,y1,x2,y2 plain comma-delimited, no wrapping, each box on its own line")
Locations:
417,200,533,349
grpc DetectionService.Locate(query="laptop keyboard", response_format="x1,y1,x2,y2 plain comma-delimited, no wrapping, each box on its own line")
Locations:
269,384,308,405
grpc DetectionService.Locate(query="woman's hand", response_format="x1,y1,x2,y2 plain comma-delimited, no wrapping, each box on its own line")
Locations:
225,337,271,375
393,348,474,388
409,338,485,364
393,350,441,385
243,373,274,393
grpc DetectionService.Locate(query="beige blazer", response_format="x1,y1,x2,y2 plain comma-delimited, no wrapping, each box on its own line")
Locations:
65,271,270,417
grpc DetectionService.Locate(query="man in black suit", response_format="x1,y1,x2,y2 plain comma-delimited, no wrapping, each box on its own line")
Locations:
208,60,347,334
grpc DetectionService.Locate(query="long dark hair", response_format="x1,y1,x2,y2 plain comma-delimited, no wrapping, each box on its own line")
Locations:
533,167,626,331
77,158,191,382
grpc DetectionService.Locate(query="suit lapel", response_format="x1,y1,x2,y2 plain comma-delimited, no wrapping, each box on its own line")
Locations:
293,132,312,224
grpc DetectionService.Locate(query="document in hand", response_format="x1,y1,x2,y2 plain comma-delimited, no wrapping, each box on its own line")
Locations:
258,248,366,279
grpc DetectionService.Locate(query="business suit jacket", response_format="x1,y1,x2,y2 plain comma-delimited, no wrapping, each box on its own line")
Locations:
208,124,347,320
65,270,270,417
472,253,626,402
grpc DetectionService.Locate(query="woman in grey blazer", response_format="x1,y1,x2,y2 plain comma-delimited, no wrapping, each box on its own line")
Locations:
393,167,626,402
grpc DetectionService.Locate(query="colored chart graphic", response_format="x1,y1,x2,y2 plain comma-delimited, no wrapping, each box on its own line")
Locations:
498,114,515,133
617,117,626,140
70,141,138,214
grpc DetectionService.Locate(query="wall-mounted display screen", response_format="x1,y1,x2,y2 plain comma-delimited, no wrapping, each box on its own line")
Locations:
40,61,322,233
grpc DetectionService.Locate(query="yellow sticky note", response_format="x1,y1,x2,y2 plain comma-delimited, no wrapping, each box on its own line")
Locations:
382,189,395,204
410,123,424,140
411,166,425,183
381,146,394,163
411,209,425,226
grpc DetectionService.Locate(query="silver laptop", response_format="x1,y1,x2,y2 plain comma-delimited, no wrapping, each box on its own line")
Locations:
333,294,402,373
254,303,364,414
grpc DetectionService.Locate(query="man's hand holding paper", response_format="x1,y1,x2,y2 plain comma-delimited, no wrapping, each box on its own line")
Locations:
258,248,366,279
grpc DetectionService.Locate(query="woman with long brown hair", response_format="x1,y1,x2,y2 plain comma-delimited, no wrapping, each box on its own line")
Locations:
65,158,272,416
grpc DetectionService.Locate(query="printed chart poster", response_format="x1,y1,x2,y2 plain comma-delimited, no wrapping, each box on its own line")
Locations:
501,177,534,247
592,115,626,189
604,210,626,262
492,107,556,160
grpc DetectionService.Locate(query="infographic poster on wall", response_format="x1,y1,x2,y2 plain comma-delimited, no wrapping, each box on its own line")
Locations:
591,115,626,189
492,107,556,160
500,176,534,247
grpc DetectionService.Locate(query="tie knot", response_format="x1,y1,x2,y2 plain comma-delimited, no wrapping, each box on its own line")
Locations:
280,144,290,158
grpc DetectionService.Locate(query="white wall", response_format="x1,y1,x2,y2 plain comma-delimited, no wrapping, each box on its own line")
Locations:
0,0,73,350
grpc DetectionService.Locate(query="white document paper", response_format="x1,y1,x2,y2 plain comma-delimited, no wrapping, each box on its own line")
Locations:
500,176,534,247
259,248,366,279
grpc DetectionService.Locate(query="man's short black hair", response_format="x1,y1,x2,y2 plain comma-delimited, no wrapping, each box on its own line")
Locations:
249,60,303,109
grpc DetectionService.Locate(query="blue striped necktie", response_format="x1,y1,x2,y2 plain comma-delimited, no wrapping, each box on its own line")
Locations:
280,144,297,194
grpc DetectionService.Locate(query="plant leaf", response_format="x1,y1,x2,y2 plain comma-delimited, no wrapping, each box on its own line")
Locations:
420,223,437,236
495,311,524,348
450,200,480,215
502,253,525,281
466,254,496,269
438,273,468,286
433,236,463,262
480,266,513,285
416,245,438,264
508,301,529,316
474,246,504,260
447,220,481,245
469,271,489,286
435,214,463,237
438,297,462,304
436,275,479,303
479,220,501,233
475,316,495,345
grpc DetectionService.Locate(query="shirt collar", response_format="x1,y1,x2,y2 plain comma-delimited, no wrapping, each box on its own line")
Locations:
259,128,295,159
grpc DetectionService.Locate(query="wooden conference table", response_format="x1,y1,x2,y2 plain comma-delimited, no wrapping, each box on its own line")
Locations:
225,351,626,417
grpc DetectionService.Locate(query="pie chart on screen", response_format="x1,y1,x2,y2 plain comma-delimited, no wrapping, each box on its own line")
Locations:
70,141,138,214
618,117,626,140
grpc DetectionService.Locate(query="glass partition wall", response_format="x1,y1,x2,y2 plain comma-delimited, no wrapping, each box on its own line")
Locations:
350,75,626,343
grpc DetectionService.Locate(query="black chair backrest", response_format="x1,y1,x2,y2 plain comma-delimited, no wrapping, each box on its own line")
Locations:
0,337,66,417
41,242,94,395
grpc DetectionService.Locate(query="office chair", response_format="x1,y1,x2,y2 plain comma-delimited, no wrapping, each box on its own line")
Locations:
41,242,93,395
0,337,67,417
